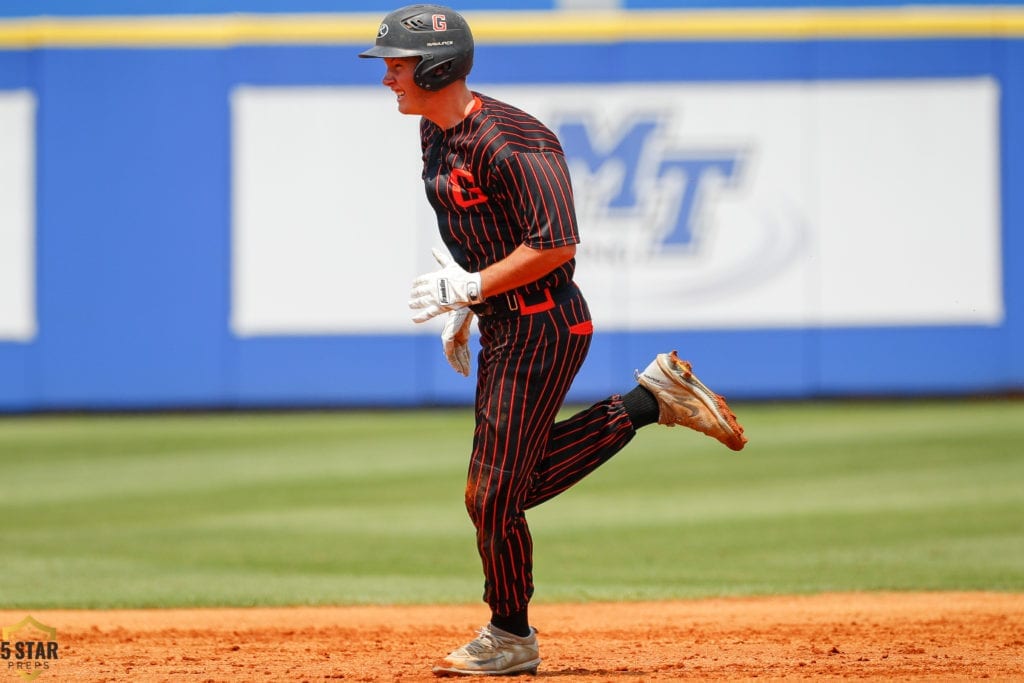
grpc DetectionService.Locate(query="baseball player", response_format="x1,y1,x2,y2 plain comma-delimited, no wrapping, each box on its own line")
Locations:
360,5,747,676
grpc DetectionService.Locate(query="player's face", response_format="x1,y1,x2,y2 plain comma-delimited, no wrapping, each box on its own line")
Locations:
382,57,429,116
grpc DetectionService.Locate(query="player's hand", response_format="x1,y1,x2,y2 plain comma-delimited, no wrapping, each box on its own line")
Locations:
441,308,474,377
409,248,483,323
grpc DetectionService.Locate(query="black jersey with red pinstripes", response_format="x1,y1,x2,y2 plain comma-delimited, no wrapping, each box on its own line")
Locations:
420,92,579,296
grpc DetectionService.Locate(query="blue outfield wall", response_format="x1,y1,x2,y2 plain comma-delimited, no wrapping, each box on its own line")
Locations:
0,11,1022,411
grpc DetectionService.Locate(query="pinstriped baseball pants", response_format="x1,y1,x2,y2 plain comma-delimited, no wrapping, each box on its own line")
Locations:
467,289,637,617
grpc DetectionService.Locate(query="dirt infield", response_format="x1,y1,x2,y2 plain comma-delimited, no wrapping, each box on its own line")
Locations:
3,593,1021,682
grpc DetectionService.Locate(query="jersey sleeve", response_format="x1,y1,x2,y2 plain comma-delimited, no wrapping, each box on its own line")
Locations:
493,150,580,250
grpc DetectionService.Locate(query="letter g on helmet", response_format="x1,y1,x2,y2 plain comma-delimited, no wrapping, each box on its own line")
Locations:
359,4,474,91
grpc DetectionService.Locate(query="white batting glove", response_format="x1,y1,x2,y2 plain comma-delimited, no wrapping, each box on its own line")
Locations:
441,308,474,377
409,247,483,323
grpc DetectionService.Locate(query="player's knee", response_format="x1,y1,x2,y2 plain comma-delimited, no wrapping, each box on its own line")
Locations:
464,486,496,526
464,483,517,531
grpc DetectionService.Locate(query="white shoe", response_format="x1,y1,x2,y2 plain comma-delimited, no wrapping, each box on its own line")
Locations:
432,624,540,677
636,350,748,451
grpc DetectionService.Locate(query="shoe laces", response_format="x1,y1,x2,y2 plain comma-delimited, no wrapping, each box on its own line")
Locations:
462,627,504,656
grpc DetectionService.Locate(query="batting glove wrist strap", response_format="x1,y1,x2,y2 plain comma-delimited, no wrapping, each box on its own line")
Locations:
410,247,483,323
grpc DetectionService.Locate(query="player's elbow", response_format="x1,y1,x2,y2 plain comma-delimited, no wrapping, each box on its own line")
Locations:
528,243,575,268
553,244,576,270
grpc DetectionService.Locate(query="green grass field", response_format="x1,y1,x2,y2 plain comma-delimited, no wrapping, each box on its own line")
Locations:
1,399,1022,609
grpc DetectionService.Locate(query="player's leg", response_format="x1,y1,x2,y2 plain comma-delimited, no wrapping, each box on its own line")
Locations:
523,351,747,508
522,396,636,510
465,311,590,622
435,309,590,677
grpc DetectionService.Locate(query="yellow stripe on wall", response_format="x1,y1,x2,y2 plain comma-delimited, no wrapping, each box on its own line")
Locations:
474,7,1024,41
1,7,1024,49
0,14,378,48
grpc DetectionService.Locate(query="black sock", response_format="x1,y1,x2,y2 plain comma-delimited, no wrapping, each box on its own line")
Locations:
490,608,530,637
621,385,660,429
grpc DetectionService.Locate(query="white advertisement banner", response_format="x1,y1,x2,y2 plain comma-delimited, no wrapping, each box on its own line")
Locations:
231,86,427,336
231,78,1002,335
0,91,36,342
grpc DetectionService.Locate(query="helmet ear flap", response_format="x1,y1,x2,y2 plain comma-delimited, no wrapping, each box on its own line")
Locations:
414,57,456,91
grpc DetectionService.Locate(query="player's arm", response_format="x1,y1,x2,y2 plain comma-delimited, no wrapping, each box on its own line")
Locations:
479,243,576,298
481,150,579,298
408,243,576,323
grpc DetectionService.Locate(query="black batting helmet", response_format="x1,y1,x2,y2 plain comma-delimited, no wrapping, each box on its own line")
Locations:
359,4,474,91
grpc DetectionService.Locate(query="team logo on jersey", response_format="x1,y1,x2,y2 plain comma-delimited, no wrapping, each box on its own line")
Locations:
450,168,489,208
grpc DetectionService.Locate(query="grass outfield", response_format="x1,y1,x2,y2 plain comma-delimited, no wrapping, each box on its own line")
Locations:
1,399,1022,609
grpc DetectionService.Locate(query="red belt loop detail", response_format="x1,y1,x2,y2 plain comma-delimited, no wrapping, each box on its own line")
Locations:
515,288,555,315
